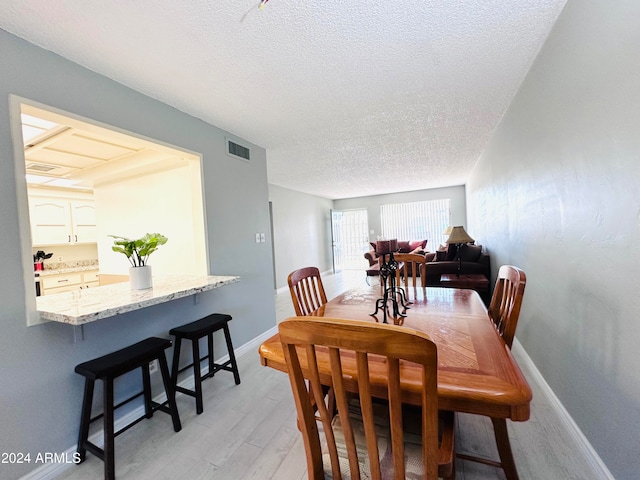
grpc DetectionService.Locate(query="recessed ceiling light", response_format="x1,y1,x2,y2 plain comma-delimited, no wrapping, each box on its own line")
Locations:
21,114,59,143
25,174,55,185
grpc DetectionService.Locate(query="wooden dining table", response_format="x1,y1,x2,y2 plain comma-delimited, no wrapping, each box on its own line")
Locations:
259,284,532,479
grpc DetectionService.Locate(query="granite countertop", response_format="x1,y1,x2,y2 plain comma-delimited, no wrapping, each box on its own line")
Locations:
36,275,240,325
37,265,100,276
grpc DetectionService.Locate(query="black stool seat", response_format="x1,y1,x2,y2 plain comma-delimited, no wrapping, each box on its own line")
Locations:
75,337,172,379
75,337,181,480
170,313,240,414
169,313,232,339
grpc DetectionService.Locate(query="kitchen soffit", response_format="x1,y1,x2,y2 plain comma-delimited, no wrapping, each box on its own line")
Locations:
20,105,198,189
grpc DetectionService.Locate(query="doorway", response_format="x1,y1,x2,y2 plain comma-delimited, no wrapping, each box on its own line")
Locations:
330,209,369,271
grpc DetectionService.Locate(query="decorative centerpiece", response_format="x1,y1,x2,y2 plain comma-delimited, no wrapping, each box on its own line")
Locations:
370,239,409,323
110,233,168,290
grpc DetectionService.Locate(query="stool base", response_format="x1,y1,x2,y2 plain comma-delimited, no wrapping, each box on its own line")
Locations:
75,337,181,480
170,314,241,414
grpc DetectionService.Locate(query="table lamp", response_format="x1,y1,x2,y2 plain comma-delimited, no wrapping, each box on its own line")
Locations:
446,226,475,277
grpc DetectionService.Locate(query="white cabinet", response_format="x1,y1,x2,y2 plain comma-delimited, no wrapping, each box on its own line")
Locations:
30,197,97,246
82,270,100,288
41,270,100,295
70,201,98,244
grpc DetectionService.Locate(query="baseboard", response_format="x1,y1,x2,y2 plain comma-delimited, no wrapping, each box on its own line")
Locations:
20,325,279,480
512,339,615,480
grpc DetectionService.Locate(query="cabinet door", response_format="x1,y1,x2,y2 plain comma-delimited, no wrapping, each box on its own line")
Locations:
41,273,82,295
29,197,72,245
43,284,82,295
82,270,100,288
71,201,97,243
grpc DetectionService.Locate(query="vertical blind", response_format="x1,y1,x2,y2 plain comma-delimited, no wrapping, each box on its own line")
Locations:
380,199,451,247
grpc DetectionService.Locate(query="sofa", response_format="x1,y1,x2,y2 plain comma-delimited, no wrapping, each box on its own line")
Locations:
422,243,490,287
364,241,490,288
364,240,428,282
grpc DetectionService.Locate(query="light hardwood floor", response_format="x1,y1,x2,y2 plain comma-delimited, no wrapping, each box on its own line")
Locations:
55,269,598,480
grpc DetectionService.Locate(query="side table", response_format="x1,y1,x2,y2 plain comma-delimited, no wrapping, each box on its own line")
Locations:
440,274,490,304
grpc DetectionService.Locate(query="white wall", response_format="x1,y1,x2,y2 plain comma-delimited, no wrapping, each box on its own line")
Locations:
95,162,207,276
334,185,467,249
268,184,334,290
466,1,639,478
0,28,275,479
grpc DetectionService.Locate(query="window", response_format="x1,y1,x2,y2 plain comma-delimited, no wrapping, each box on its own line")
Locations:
380,199,450,247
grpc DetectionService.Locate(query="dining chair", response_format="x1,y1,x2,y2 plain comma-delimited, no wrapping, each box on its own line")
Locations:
288,266,328,316
457,265,527,480
279,316,455,480
488,265,527,348
392,252,427,289
287,267,334,416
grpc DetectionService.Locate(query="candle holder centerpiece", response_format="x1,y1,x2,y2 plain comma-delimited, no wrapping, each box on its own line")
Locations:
370,239,411,323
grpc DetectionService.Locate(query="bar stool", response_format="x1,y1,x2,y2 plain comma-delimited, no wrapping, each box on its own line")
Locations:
75,337,181,480
170,313,241,414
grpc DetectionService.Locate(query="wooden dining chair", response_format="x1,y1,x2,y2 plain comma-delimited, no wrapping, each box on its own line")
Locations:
392,252,427,289
457,265,527,480
488,265,527,348
279,317,455,480
288,267,328,316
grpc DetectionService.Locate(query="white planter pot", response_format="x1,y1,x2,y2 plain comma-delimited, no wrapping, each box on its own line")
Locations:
129,265,152,290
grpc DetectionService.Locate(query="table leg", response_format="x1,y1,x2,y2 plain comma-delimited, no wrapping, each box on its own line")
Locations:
491,417,519,480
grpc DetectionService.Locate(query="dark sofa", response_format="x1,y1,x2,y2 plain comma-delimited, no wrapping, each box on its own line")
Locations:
421,243,490,286
364,241,490,287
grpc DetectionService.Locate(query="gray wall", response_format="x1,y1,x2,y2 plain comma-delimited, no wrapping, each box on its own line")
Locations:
334,185,467,248
0,29,275,479
466,1,639,478
268,184,334,290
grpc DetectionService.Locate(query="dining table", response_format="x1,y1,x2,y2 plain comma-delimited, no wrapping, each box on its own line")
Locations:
259,284,532,479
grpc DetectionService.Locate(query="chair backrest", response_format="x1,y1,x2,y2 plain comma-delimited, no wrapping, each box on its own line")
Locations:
391,253,427,289
287,267,328,316
279,317,440,480
488,265,527,348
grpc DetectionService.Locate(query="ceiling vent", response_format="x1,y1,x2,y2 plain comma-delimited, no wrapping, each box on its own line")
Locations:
26,163,57,172
227,139,250,161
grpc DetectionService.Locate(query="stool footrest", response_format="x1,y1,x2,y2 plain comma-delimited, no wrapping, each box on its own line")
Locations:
87,397,175,439
150,401,177,418
175,352,212,376
176,358,235,381
202,360,236,379
79,400,169,462
175,385,197,398
89,390,145,424
80,441,105,461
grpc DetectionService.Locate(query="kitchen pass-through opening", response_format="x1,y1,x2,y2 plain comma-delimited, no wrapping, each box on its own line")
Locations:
10,97,209,326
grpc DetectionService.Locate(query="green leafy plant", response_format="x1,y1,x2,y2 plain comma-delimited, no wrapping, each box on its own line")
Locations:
110,233,168,267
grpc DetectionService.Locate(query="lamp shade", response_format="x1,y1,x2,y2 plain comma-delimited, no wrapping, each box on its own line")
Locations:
446,226,474,244
443,226,453,236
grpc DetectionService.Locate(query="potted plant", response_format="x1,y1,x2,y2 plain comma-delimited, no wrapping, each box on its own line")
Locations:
110,233,168,289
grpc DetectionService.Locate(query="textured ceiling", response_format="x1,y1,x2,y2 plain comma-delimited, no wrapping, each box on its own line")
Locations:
0,1,566,199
